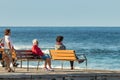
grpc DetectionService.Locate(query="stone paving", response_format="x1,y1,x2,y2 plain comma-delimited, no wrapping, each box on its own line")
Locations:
0,67,120,80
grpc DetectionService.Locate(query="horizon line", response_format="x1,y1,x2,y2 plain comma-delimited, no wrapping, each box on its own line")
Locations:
1,25,120,27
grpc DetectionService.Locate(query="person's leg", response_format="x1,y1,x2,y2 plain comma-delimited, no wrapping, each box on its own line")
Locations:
44,54,52,69
4,50,11,71
8,51,14,72
4,54,10,70
41,55,48,69
70,61,74,70
47,58,54,71
76,55,84,64
42,54,54,71
47,58,51,69
1,53,7,67
4,49,14,72
44,59,47,68
41,54,54,71
12,58,19,67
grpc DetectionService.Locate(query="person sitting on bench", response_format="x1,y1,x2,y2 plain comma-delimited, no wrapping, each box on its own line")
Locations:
31,39,54,71
55,36,84,70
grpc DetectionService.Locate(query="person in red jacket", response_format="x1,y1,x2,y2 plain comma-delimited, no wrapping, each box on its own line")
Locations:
32,39,53,71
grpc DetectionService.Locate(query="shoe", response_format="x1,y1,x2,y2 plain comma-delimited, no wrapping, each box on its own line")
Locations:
78,59,85,64
7,68,11,72
7,68,14,72
13,63,19,67
48,68,54,71
1,61,6,67
10,67,15,72
71,67,74,70
8,69,11,72
11,69,15,72
43,67,49,71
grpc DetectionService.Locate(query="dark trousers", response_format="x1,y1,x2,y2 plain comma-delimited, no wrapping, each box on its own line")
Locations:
70,61,74,68
70,56,79,68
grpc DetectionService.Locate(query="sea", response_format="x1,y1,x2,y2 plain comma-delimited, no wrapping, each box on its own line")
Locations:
0,27,120,70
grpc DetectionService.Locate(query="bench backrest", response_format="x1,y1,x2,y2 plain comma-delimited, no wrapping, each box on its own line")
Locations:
49,50,77,61
16,50,34,59
0,48,4,52
0,49,40,60
0,48,3,60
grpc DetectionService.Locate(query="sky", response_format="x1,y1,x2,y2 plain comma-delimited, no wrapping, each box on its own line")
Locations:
0,0,120,27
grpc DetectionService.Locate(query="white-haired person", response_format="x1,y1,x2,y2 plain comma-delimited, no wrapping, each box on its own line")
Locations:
31,39,54,71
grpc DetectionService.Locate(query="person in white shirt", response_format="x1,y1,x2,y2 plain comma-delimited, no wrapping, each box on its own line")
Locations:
3,29,14,72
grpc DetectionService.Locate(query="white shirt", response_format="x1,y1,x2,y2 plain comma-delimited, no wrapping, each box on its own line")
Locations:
4,35,13,49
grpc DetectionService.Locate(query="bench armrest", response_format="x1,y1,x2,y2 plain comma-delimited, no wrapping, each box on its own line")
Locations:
76,54,87,60
76,54,87,68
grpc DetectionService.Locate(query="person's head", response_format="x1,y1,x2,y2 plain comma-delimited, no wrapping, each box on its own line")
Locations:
32,39,39,45
4,29,11,35
56,36,64,42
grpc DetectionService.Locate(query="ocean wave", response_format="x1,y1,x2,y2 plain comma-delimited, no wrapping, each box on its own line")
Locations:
76,48,120,55
14,44,120,54
14,45,32,50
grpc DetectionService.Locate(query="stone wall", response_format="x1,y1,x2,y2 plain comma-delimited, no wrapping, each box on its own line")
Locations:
0,73,119,80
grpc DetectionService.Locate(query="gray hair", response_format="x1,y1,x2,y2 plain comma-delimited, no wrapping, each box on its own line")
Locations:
32,39,38,44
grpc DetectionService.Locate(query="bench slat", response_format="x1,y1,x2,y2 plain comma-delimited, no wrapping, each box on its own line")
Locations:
52,57,76,61
53,54,75,57
50,50,77,61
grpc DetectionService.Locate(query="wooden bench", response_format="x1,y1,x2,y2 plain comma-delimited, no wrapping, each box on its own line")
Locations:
0,49,43,71
0,48,3,60
16,50,43,71
49,50,87,69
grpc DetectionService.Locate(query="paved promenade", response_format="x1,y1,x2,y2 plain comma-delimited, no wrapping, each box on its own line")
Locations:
0,67,120,80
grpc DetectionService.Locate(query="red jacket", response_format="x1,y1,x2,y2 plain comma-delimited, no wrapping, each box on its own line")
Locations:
32,45,44,56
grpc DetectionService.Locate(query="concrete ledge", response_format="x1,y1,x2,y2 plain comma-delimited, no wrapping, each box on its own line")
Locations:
0,73,120,80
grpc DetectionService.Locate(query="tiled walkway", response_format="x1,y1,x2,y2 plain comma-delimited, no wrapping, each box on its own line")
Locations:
0,67,120,80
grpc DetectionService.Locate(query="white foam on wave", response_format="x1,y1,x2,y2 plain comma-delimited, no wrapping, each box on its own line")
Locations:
69,42,120,51
14,45,53,50
14,45,31,50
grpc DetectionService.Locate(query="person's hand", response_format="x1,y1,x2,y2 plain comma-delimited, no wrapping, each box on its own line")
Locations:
0,43,4,47
10,49,13,54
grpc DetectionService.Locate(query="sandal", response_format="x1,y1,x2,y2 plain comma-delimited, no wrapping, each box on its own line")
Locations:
48,68,54,71
8,68,11,72
43,67,49,71
71,67,74,70
8,68,15,72
78,59,85,64
8,69,11,72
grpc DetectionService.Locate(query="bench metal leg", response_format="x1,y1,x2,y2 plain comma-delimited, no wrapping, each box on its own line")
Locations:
77,54,87,69
61,61,63,69
37,60,40,70
20,60,22,68
83,54,87,69
85,59,87,69
27,59,29,71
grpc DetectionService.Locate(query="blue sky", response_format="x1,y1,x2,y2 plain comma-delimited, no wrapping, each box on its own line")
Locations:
0,0,120,27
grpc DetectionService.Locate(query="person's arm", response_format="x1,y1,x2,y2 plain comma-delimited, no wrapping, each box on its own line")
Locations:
8,42,11,49
32,46,37,53
32,45,44,56
55,44,66,50
8,42,13,53
0,39,4,47
6,36,13,53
